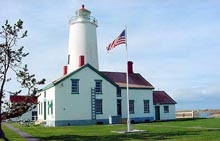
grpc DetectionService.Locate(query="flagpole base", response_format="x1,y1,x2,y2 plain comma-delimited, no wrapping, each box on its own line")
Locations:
111,129,146,134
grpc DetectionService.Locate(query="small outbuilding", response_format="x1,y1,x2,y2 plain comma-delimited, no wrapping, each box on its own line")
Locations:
9,95,38,122
153,91,177,121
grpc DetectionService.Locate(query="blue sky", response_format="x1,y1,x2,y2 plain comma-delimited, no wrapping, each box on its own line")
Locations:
1,0,220,110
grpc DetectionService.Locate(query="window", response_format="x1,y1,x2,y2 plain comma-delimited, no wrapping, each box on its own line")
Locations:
68,55,70,64
71,79,79,94
95,80,102,94
32,111,37,121
51,100,53,115
95,99,103,114
164,106,169,113
38,103,40,115
129,100,134,114
48,101,50,115
41,102,43,115
144,100,150,113
117,88,121,97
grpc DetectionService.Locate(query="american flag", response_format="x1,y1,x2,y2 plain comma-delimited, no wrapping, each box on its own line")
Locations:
106,30,126,52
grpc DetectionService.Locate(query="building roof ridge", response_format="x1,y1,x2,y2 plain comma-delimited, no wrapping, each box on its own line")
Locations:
40,63,119,91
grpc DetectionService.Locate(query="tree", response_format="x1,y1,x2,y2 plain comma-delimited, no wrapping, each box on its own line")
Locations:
0,20,45,138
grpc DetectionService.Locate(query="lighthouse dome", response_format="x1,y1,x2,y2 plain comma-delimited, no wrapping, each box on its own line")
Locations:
76,5,91,17
70,5,98,26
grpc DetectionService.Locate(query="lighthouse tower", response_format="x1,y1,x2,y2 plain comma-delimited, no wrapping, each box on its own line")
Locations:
67,5,99,73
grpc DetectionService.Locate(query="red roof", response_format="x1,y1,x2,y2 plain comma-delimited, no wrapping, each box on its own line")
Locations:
10,95,38,104
153,91,176,104
101,71,154,89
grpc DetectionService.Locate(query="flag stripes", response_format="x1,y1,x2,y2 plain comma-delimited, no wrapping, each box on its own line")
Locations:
106,30,126,52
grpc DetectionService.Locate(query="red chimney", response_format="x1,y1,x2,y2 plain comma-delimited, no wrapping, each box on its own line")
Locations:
128,61,133,74
63,66,68,75
79,55,85,67
81,4,85,10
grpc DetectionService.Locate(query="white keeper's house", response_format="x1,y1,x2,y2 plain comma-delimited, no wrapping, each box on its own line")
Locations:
37,5,177,126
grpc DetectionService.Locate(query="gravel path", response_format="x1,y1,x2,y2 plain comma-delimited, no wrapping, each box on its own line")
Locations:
3,122,39,141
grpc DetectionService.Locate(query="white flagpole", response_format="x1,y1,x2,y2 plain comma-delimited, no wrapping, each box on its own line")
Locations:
125,26,131,132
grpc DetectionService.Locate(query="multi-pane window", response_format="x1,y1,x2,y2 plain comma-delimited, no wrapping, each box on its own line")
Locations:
95,99,103,114
95,80,102,94
129,100,134,114
144,100,150,113
32,111,37,121
71,79,79,94
117,88,121,97
164,106,169,113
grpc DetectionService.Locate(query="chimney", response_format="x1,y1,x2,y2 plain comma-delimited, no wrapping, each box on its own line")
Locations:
79,55,85,67
128,61,133,74
63,66,68,75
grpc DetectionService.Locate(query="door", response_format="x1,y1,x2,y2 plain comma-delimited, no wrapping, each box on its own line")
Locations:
117,99,122,116
44,101,46,120
155,106,160,120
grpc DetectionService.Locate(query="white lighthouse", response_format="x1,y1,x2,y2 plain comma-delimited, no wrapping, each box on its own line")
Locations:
67,5,99,73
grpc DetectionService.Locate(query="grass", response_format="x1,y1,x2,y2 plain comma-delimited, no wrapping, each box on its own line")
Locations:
148,118,220,128
1,124,25,141
4,118,220,141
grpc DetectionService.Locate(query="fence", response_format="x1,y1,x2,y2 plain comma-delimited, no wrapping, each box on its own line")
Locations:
176,111,194,119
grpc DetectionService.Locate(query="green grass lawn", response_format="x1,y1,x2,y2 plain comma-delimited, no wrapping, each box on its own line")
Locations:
1,124,25,141
148,118,220,128
4,118,220,141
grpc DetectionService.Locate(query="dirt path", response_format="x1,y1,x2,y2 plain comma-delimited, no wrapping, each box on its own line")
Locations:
3,122,39,141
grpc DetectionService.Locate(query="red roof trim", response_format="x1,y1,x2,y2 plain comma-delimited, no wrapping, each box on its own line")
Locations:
9,95,38,104
153,91,176,104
